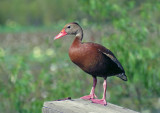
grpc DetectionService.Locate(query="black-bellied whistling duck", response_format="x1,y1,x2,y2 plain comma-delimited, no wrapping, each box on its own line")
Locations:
54,22,127,106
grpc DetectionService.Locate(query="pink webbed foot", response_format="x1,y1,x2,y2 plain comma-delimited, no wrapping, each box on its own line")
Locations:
80,94,97,100
81,77,97,100
91,99,107,106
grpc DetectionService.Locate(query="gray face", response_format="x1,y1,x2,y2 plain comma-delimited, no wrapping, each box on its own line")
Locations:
64,23,80,35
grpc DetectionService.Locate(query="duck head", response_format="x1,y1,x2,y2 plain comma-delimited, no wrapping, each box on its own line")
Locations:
54,22,83,40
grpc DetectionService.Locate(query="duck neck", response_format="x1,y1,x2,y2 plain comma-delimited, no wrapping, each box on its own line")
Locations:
75,27,83,41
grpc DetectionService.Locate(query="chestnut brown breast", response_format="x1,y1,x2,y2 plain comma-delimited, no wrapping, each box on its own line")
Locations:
69,37,124,77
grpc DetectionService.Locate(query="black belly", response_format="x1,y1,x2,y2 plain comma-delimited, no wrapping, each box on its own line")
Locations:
76,55,124,78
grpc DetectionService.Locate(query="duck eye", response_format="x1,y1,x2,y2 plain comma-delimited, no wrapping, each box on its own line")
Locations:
67,26,71,29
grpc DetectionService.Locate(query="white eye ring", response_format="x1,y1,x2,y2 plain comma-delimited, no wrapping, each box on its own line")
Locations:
67,26,71,28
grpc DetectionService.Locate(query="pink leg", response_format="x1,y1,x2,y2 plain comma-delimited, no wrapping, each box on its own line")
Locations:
81,77,97,100
91,78,107,106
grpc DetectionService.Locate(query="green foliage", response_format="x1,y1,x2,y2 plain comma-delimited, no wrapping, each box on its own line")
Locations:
0,0,160,113
79,0,160,111
0,41,84,113
97,0,160,111
0,0,78,26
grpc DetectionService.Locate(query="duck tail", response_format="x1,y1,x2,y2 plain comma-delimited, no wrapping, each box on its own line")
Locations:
117,73,127,81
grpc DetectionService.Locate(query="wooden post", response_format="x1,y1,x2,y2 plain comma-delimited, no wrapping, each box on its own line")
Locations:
42,98,139,113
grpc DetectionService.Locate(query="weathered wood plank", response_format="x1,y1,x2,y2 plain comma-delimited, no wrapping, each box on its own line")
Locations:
42,98,139,113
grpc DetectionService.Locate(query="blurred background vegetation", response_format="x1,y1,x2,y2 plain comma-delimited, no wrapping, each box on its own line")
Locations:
0,0,160,113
